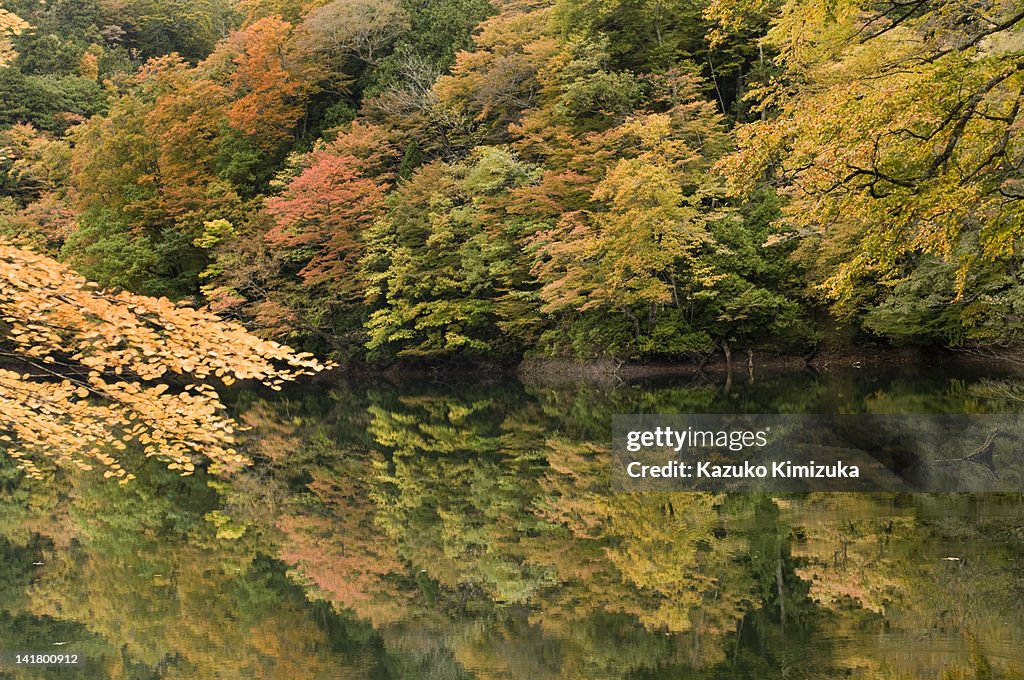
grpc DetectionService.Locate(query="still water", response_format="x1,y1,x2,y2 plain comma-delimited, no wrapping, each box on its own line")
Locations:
3,365,1024,679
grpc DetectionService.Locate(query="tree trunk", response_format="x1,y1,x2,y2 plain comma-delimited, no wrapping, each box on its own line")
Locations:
759,44,767,122
624,307,641,340
723,340,733,394
776,542,786,629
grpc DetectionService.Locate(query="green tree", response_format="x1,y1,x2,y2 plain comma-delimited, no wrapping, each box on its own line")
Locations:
363,147,538,360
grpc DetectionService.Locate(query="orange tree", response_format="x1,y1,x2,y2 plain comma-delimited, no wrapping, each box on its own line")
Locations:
0,243,328,482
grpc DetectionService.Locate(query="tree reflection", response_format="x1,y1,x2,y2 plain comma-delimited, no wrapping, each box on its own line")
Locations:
0,368,1022,678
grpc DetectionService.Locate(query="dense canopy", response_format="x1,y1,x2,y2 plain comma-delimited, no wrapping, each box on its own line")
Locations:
0,0,1021,368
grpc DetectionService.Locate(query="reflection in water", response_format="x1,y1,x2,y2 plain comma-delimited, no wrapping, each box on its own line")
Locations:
2,366,1024,678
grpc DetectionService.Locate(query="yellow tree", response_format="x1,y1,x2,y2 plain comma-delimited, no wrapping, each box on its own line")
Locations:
0,243,327,481
0,9,30,66
717,0,1024,307
530,86,731,351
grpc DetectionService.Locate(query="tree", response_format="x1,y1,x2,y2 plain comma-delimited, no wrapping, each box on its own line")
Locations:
217,16,310,152
700,190,817,359
719,0,1024,316
0,68,106,134
553,0,706,71
0,243,327,481
105,0,239,62
0,8,31,67
65,17,315,299
530,79,733,359
294,0,410,68
259,137,392,352
196,121,399,355
65,56,242,297
0,123,74,252
432,0,562,145
265,152,388,293
362,148,537,359
862,256,1024,349
232,0,314,24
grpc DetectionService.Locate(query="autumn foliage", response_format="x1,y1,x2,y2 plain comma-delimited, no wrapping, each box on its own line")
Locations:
4,0,1024,364
0,243,327,481
264,149,389,292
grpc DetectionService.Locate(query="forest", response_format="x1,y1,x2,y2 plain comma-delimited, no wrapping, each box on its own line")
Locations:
2,3,1024,675
1,0,1024,367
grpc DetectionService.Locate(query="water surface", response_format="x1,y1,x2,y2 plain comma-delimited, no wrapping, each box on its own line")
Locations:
3,365,1024,678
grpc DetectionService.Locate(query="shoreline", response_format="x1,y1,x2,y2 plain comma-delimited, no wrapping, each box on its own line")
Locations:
517,347,945,382
302,346,1024,389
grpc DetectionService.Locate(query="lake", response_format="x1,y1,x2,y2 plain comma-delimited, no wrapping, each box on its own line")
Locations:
2,364,1024,678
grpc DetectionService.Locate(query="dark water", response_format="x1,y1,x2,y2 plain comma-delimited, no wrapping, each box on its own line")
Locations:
3,365,1024,679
